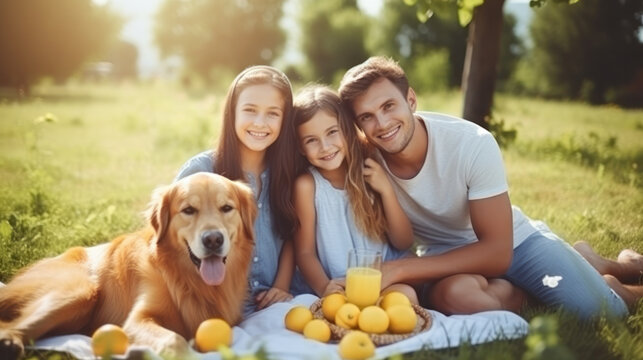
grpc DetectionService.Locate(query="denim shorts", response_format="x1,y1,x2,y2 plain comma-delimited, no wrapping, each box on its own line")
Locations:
504,230,628,319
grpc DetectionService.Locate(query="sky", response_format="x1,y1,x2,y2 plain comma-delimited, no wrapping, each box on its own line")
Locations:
95,0,532,78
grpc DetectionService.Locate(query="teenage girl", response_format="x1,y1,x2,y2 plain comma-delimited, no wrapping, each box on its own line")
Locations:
289,84,418,302
175,65,309,316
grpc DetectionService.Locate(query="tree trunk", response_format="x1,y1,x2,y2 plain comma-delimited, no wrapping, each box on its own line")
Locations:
461,0,505,129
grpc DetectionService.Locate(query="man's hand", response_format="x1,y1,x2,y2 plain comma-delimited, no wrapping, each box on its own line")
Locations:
380,261,400,290
255,287,293,310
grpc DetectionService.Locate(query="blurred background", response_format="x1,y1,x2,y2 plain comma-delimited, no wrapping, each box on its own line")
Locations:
1,0,641,107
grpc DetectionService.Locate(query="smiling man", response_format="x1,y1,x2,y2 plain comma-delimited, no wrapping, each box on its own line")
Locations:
338,56,628,319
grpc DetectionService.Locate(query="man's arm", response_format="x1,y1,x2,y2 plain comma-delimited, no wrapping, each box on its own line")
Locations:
381,192,513,288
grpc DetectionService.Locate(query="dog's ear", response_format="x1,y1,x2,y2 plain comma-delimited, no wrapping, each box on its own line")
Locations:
231,181,257,242
146,184,176,243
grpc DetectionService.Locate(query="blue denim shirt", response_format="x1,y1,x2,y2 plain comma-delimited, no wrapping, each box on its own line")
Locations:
175,151,311,317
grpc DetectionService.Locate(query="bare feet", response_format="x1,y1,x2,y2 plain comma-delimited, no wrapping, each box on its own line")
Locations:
573,241,609,275
617,249,643,283
603,275,643,310
574,241,643,284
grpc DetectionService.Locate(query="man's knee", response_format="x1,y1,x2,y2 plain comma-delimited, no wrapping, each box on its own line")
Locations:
428,274,491,314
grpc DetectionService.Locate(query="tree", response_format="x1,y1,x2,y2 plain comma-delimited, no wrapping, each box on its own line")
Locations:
107,40,138,80
298,0,370,83
407,0,578,128
155,0,287,79
460,0,505,128
0,0,120,94
370,0,468,88
525,0,643,105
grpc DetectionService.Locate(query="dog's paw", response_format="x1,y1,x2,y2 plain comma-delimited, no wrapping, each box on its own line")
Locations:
0,337,24,360
158,333,191,359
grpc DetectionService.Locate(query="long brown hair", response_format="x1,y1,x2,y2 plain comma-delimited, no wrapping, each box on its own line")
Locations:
291,84,387,242
213,65,295,242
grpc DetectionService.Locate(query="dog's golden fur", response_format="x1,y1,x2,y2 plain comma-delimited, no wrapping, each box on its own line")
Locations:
0,173,256,359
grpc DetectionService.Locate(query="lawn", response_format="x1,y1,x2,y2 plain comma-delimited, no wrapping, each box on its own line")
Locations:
0,82,641,359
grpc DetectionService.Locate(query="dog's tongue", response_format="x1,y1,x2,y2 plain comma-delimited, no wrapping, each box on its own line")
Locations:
199,256,225,286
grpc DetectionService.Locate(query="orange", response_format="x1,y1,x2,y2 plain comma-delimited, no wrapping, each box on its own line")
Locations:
194,318,232,352
335,303,361,329
284,306,313,333
322,293,347,322
357,306,389,334
338,330,375,360
379,291,412,311
303,319,331,343
386,304,417,334
91,324,129,357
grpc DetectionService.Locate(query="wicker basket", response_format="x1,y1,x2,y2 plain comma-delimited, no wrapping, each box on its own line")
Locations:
309,299,432,346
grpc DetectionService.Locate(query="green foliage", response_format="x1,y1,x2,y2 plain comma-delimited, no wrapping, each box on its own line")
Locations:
297,0,369,84
407,50,451,93
496,13,525,91
0,0,121,93
523,316,574,360
517,132,642,188
514,0,643,106
371,0,467,88
380,0,522,90
155,0,286,80
529,0,580,7
486,115,517,148
599,305,643,359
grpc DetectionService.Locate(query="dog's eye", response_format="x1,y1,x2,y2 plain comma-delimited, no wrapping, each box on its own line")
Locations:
220,204,233,213
181,206,197,215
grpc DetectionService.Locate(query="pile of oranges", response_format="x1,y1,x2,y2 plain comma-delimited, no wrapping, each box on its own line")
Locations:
284,291,417,360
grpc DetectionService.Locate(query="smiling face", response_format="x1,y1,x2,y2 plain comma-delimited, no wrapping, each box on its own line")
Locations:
155,173,256,286
297,110,347,173
351,78,417,155
234,83,285,154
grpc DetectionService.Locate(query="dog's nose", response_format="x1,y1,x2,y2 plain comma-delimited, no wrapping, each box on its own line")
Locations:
201,230,224,251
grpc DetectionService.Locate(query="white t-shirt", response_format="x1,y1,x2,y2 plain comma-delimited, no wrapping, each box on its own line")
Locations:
377,112,543,256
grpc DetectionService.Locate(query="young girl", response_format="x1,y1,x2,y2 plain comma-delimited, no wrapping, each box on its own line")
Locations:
289,84,418,302
175,65,309,316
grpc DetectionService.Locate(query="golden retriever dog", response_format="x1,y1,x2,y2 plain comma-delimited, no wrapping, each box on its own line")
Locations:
0,172,256,359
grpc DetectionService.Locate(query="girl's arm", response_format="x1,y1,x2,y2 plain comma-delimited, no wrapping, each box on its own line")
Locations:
293,173,336,296
255,240,295,309
363,158,413,250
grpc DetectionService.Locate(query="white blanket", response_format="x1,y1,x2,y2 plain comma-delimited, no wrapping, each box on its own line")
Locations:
28,294,528,360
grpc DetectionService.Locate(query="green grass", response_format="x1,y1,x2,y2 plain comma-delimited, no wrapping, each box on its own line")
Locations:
1,83,642,359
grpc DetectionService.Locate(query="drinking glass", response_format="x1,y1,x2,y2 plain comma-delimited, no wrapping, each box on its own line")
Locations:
345,249,382,308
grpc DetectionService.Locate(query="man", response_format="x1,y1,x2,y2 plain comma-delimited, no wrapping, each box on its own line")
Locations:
338,56,628,319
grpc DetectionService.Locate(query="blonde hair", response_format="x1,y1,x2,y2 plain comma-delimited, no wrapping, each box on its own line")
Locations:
292,84,387,242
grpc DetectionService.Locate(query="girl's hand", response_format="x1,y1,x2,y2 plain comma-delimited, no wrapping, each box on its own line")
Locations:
255,287,293,310
321,278,345,297
363,158,393,195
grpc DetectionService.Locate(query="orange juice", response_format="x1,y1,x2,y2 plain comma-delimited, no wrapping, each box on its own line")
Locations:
345,267,382,308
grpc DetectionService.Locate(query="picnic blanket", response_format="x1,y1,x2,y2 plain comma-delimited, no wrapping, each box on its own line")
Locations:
27,294,529,360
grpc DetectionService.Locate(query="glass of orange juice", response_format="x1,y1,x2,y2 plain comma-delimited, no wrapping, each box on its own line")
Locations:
345,249,382,308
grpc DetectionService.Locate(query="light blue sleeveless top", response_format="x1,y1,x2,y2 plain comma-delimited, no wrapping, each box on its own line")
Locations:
309,167,408,280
